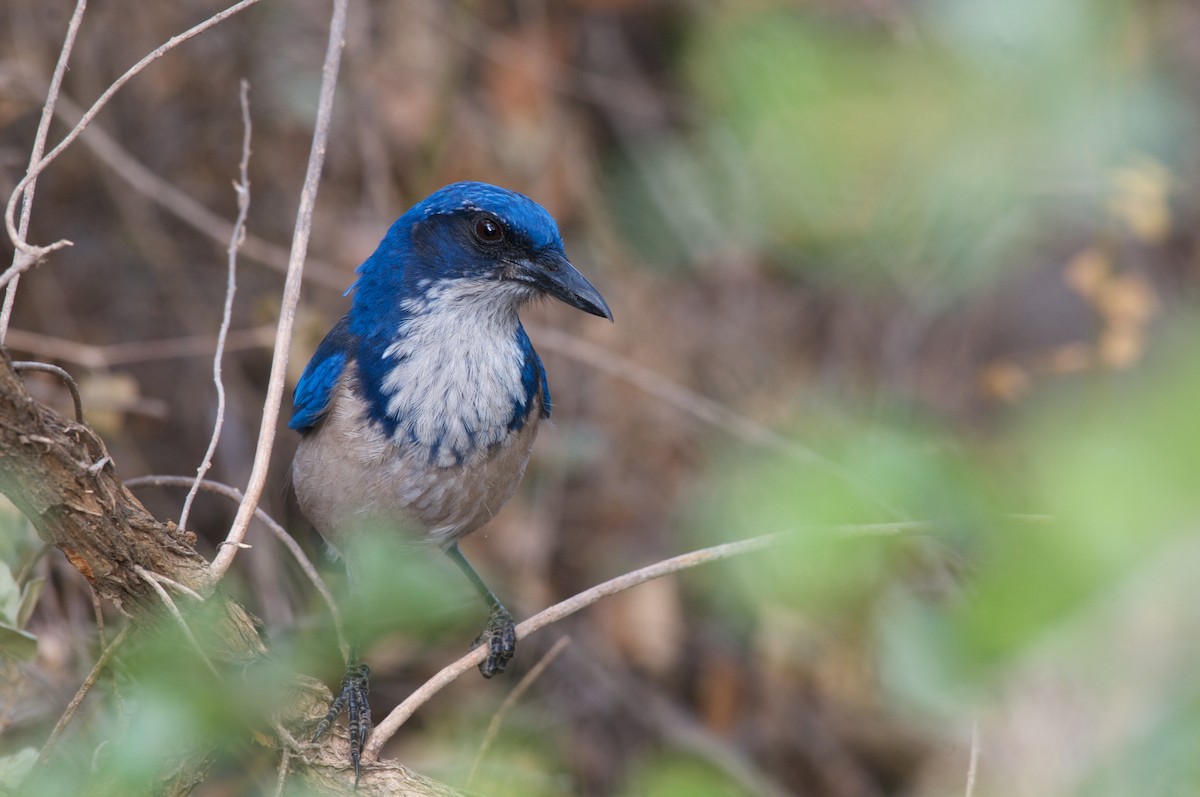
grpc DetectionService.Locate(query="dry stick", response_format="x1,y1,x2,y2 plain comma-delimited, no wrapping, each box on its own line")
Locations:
179,80,253,534
965,720,981,797
466,636,571,790
3,325,277,369
36,623,131,766
209,0,349,582
126,474,348,660
26,83,346,292
11,361,82,423
0,0,264,290
365,534,775,759
89,588,106,649
133,565,222,680
273,749,293,797
1,0,88,341
136,566,205,603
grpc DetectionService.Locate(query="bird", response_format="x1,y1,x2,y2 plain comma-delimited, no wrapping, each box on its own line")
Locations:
289,181,612,782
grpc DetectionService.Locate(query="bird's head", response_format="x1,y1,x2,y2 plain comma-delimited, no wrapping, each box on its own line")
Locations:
350,182,612,330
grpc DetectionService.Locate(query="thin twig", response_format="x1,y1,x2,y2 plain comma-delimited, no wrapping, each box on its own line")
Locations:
134,565,221,680
2,0,264,285
134,565,205,602
36,623,131,766
209,0,349,582
1,0,88,341
46,86,346,291
965,720,981,797
0,74,346,292
365,534,775,758
90,587,106,649
466,636,571,790
3,325,276,369
273,749,293,797
126,474,347,661
179,80,252,533
11,361,83,423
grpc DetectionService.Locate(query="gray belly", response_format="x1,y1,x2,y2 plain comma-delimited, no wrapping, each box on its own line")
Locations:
291,380,541,549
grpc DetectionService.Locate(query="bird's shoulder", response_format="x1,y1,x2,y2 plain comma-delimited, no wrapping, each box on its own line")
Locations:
289,316,355,433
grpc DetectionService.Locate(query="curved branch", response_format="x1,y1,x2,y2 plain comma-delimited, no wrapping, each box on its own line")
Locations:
365,534,775,758
1,0,264,272
0,0,87,340
179,80,253,534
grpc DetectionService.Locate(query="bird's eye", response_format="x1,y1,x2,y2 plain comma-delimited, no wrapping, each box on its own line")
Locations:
473,216,505,245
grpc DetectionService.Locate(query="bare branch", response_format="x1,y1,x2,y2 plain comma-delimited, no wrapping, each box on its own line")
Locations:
210,0,350,581
11,361,82,422
36,623,131,767
134,565,205,602
134,565,221,680
179,80,253,533
965,720,981,797
1,0,264,288
273,750,293,797
0,72,346,292
1,0,88,340
365,534,775,758
3,325,276,369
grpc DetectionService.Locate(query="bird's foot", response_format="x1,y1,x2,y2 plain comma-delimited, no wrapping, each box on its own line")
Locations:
313,662,372,785
471,605,516,678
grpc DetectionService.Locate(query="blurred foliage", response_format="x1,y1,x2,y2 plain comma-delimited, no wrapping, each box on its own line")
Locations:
4,0,1200,794
698,329,1200,794
615,0,1189,295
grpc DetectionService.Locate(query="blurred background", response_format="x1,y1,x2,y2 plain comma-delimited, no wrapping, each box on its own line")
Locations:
4,0,1200,794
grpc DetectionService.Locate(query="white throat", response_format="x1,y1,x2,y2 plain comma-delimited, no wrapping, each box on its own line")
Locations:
380,279,531,466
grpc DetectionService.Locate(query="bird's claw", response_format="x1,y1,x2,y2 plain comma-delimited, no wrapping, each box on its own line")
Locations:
471,605,516,678
313,662,372,786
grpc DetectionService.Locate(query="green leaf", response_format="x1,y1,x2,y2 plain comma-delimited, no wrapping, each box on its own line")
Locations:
0,562,20,626
0,622,38,661
0,747,36,790
17,576,45,629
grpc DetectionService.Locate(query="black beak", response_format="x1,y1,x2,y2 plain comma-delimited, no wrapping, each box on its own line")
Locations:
514,250,613,321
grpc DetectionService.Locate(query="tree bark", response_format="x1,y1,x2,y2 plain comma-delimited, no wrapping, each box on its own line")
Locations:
0,350,458,796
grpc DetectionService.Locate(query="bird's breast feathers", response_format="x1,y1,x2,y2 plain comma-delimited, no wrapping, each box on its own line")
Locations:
293,358,543,546
376,279,541,468
291,278,547,545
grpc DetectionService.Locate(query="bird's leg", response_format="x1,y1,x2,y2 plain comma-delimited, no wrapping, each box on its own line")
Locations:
446,543,517,678
313,644,372,786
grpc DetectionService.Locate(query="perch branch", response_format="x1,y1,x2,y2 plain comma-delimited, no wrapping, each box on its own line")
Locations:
365,534,775,758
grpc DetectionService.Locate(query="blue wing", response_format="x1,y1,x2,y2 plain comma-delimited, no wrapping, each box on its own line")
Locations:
514,326,551,426
536,350,551,419
289,316,353,433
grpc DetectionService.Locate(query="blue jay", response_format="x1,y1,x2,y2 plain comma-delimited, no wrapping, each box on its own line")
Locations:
290,181,611,780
